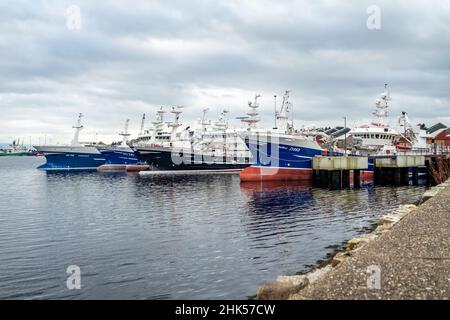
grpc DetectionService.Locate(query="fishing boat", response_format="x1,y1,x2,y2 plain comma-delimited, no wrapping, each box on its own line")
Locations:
0,139,30,156
397,112,431,154
342,84,401,157
34,114,106,170
96,119,138,170
240,91,326,182
331,84,428,181
131,106,252,171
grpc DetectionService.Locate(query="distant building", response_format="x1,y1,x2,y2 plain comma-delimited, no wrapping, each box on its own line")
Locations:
425,122,449,153
434,128,450,152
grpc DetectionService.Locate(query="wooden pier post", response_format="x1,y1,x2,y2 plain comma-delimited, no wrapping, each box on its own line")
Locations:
395,168,401,186
312,156,368,189
401,167,410,186
412,167,419,186
354,169,361,188
319,170,329,188
330,170,341,189
374,155,426,187
375,168,389,185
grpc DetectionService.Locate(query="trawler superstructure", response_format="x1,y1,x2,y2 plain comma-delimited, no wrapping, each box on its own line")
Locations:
332,84,429,181
131,106,252,171
345,84,401,156
132,107,173,147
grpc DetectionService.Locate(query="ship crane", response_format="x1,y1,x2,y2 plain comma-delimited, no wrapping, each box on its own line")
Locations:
398,111,416,145
398,111,412,131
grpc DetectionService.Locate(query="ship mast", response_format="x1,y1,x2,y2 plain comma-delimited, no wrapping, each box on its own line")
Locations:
276,90,293,133
200,108,210,132
168,106,183,140
139,113,146,136
214,110,229,131
273,95,277,129
398,111,410,135
144,107,166,141
240,94,261,130
119,119,131,145
71,113,84,146
372,84,391,124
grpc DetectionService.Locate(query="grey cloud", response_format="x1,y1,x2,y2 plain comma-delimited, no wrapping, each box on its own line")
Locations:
0,0,449,144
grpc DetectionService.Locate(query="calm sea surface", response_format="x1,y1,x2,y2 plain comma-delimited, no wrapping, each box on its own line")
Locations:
0,157,426,299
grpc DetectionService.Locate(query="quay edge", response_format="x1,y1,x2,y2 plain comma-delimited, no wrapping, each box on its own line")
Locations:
257,177,450,300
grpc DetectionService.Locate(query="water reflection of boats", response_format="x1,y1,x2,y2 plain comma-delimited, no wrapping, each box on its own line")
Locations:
240,180,314,214
240,180,312,193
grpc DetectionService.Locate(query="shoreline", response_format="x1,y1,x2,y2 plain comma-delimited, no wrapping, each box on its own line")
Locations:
257,179,450,300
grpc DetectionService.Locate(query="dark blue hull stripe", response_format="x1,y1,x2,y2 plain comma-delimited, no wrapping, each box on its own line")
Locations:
99,150,138,165
246,141,323,169
38,152,106,170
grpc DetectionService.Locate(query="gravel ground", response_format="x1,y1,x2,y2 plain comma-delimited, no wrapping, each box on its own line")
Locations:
295,185,450,300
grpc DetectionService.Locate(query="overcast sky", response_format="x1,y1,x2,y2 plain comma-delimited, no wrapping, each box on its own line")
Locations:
1,0,449,144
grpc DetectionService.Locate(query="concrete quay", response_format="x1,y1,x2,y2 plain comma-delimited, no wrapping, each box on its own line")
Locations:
258,178,450,300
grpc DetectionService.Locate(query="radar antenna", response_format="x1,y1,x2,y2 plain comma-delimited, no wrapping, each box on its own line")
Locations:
240,94,261,129
372,84,391,121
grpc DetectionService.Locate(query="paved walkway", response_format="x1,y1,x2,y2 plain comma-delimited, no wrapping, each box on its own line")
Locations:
296,185,450,299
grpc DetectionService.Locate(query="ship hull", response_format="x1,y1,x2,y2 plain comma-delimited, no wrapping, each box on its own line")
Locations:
97,148,138,165
34,146,106,170
240,134,324,181
133,146,251,171
359,157,375,183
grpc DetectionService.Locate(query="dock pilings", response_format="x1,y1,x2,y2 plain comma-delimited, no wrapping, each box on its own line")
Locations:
312,156,367,189
312,154,432,189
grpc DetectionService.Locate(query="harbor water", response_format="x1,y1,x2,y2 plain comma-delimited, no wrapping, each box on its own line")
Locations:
0,157,427,299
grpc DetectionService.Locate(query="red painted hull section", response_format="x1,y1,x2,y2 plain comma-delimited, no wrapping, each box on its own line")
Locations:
126,164,150,172
240,166,313,182
348,170,374,185
241,167,375,184
361,170,374,183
